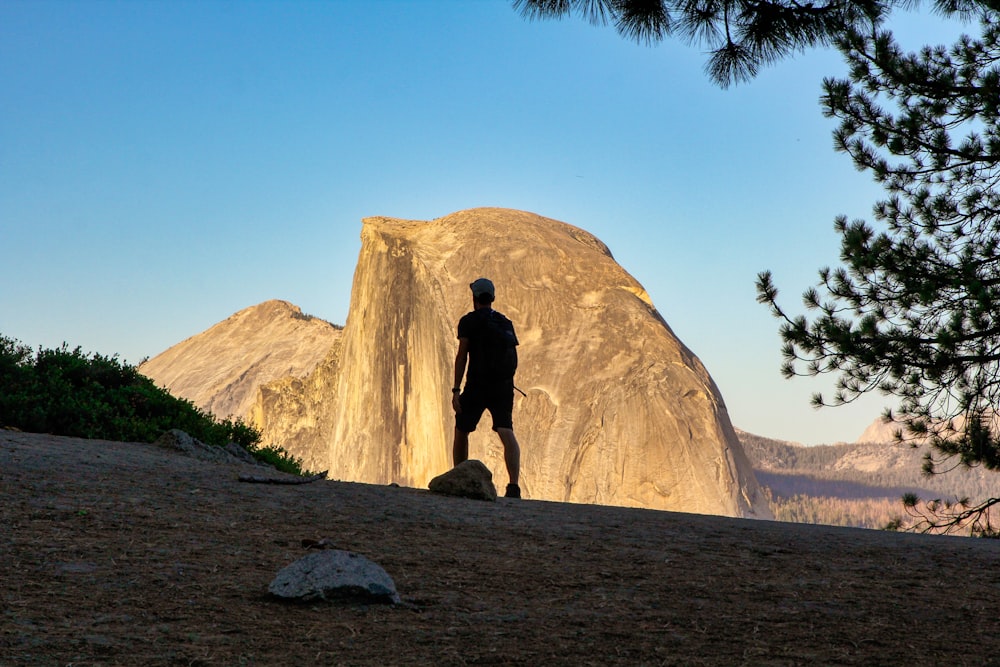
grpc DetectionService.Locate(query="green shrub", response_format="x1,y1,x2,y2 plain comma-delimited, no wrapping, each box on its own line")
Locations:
0,335,304,475
247,443,307,476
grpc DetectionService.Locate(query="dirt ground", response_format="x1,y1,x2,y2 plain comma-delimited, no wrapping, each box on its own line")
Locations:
4,431,1000,666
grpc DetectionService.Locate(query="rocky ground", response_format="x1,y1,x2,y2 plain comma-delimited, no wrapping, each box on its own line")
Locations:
3,430,1000,666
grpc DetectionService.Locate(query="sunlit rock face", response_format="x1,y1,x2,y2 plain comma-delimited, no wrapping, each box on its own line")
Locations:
327,208,770,517
139,299,342,430
246,339,344,474
140,209,771,518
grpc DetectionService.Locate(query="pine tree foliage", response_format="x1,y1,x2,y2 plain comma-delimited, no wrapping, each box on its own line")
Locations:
756,10,1000,528
899,492,1000,535
512,0,989,86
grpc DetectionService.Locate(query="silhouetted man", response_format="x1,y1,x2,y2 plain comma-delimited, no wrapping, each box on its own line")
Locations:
451,277,522,498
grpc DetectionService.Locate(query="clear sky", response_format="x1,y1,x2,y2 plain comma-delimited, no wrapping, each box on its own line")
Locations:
1,1,969,445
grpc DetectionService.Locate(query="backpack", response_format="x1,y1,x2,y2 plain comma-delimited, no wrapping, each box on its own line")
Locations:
480,310,518,380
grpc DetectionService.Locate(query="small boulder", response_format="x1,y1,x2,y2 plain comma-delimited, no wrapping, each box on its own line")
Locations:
223,440,261,465
153,429,268,467
269,550,400,604
154,429,229,463
428,460,497,501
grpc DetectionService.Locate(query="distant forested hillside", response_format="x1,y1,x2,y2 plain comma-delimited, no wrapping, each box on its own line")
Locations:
736,430,1000,530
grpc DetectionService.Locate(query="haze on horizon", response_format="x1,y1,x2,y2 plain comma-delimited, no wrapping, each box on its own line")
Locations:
0,1,967,445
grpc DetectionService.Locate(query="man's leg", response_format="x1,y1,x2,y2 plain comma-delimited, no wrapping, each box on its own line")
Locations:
453,427,470,467
496,427,520,487
454,387,485,467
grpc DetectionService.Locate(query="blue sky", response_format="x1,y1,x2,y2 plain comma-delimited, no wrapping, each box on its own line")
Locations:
1,1,968,444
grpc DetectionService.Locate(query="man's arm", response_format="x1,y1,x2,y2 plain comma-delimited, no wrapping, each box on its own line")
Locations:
452,337,469,412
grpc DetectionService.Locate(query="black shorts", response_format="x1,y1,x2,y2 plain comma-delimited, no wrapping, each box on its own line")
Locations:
455,382,514,433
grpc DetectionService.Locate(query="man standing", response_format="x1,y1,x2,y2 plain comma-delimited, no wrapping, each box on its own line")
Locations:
451,277,523,499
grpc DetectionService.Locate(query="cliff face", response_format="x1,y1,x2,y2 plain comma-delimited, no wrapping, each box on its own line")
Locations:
323,208,769,517
141,209,770,518
246,340,343,474
138,300,342,426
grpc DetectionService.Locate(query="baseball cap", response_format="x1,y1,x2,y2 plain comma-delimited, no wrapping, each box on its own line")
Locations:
469,277,495,300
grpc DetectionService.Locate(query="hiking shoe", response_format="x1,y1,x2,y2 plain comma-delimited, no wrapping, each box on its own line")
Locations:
505,483,521,499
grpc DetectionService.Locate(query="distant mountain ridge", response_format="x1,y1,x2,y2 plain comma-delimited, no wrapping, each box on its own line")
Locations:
138,300,342,421
737,428,1000,503
856,417,906,445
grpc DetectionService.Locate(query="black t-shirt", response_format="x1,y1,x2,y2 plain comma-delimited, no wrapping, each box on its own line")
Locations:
457,308,517,386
